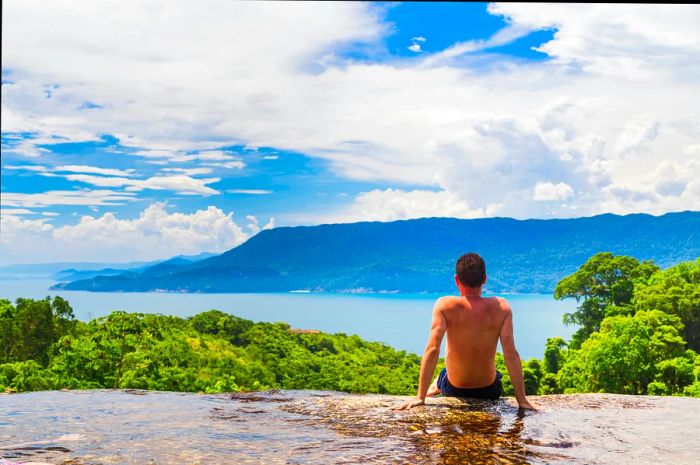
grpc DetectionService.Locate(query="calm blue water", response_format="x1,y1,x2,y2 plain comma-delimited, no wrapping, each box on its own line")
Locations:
0,279,576,359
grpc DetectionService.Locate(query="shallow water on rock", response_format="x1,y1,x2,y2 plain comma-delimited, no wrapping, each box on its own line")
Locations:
1,390,699,464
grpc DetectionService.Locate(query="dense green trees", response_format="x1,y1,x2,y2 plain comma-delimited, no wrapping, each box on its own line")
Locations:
554,252,659,347
2,252,698,398
557,310,689,394
633,258,700,351
0,301,422,394
547,254,700,397
0,296,76,366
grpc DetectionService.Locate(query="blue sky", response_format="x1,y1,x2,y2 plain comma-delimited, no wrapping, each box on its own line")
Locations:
1,2,698,263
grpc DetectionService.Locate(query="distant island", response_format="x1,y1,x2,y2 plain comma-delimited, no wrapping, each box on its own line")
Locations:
53,211,700,294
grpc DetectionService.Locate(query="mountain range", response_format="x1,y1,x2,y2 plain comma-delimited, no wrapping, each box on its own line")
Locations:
52,211,699,294
0,253,216,280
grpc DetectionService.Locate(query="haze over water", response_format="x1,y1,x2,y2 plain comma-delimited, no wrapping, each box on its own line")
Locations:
0,279,574,359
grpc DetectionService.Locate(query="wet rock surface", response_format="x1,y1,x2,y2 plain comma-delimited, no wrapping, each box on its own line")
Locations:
1,389,698,464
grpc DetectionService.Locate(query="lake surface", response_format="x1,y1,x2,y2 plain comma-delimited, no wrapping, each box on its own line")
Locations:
0,279,575,359
3,390,699,465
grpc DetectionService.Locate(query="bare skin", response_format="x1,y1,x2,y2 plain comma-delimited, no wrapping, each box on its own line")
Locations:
393,274,537,411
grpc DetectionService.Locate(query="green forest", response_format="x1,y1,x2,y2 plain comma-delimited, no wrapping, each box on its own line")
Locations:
2,252,699,398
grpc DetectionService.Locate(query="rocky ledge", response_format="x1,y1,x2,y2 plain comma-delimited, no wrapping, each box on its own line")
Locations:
1,390,699,464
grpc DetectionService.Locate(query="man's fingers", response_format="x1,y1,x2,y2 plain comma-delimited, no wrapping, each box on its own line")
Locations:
392,399,426,411
391,402,413,411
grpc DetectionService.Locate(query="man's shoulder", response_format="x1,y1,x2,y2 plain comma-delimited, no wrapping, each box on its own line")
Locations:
492,296,512,312
434,295,511,313
434,295,462,309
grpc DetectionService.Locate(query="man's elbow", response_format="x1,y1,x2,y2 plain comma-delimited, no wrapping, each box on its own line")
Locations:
504,349,521,364
423,345,440,358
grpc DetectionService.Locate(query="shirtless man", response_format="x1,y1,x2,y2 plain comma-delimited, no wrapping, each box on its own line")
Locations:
393,252,536,411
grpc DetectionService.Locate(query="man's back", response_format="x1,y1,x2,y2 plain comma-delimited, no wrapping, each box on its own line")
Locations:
442,295,508,388
393,252,535,411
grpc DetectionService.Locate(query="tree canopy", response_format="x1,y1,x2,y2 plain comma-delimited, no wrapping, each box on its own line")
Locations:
2,253,699,398
550,254,700,396
555,252,659,346
0,301,426,394
633,258,700,351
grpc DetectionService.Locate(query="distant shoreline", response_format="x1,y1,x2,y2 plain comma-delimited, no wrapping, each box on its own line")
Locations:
1,276,556,297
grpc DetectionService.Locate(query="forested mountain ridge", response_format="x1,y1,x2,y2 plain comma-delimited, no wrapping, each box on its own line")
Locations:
54,211,700,294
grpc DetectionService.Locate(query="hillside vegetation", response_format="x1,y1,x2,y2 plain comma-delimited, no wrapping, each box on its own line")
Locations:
3,253,700,397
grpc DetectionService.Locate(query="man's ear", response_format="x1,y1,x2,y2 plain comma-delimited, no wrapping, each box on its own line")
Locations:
454,274,461,288
482,275,488,286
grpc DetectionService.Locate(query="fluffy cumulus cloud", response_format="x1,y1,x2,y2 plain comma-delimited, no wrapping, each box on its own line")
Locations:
327,188,481,223
245,214,275,234
0,203,274,263
533,182,574,202
2,1,699,230
285,188,481,226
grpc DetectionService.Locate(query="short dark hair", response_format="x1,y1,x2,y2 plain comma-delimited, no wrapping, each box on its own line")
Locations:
456,252,486,288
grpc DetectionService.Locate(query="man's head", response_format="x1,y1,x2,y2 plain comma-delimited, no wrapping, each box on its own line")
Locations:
455,252,486,290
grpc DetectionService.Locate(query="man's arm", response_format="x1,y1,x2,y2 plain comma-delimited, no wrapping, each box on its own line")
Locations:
498,299,536,411
393,298,447,410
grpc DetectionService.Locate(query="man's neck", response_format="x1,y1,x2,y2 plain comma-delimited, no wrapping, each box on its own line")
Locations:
460,287,482,298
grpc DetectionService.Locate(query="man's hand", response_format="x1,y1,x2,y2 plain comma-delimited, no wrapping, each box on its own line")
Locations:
391,397,425,411
517,399,538,411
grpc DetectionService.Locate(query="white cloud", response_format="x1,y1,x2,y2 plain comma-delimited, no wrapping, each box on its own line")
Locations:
596,157,700,216
420,22,532,66
0,203,274,263
1,139,52,157
63,174,221,195
227,189,272,195
0,208,35,216
685,145,700,156
203,161,246,170
408,44,422,53
132,149,247,169
488,3,700,78
2,1,384,156
2,189,137,207
2,2,699,223
613,119,661,158
533,182,574,201
55,165,135,177
412,36,426,42
245,214,275,234
162,167,214,176
132,149,175,158
3,164,48,172
651,163,689,197
0,215,53,245
318,188,482,223
194,151,236,161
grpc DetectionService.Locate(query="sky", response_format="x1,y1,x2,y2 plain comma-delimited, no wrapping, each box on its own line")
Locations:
1,2,699,264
